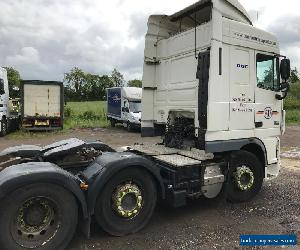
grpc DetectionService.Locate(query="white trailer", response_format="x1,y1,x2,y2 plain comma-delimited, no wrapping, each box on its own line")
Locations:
106,87,142,131
21,80,64,130
0,67,21,136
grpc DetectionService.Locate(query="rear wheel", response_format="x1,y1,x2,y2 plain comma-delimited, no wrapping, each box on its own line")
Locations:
95,168,157,236
0,183,78,250
226,150,264,202
0,118,7,137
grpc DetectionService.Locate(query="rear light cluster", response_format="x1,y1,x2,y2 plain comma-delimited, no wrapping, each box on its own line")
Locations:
51,118,61,127
22,118,34,127
22,118,62,128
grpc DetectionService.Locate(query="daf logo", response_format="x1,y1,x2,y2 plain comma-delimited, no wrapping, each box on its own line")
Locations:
264,107,272,119
237,64,248,69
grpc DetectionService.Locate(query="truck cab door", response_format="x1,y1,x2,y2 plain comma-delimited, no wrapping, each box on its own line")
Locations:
254,52,281,132
229,47,255,130
122,100,129,121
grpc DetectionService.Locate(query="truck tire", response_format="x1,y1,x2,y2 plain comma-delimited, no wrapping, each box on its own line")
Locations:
18,116,22,130
0,118,7,137
0,183,78,250
95,167,157,236
226,150,264,203
110,119,116,127
127,122,133,132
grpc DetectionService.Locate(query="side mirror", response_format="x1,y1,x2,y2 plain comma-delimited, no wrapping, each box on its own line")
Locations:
280,58,291,81
0,80,5,95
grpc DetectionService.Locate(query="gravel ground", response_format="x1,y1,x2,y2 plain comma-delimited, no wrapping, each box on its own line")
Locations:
0,127,299,249
66,158,300,250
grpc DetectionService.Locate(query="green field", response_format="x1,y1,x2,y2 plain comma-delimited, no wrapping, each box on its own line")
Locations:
65,101,300,127
286,109,300,124
64,101,109,129
6,99,300,139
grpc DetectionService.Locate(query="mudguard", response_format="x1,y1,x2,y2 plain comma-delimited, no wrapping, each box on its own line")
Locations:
0,162,88,218
81,152,165,215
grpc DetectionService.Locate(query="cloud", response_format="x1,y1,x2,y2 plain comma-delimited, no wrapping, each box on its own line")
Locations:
0,0,299,81
6,47,40,66
267,15,300,48
5,47,49,79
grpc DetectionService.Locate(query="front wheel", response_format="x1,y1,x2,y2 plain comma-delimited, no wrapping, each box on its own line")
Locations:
0,118,8,137
0,183,78,250
110,119,116,127
127,122,133,132
95,168,157,236
226,150,264,203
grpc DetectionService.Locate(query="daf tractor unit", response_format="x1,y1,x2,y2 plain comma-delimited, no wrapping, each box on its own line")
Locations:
0,1,291,249
0,67,21,137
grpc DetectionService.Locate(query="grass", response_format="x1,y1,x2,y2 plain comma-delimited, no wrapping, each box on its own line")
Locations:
286,109,300,125
6,101,109,139
7,130,65,140
64,101,109,130
5,98,300,139
284,82,300,124
66,101,107,117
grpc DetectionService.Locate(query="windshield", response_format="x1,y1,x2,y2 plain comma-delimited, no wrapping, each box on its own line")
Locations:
129,101,141,113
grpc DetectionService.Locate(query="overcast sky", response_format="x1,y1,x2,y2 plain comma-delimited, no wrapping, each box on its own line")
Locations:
0,0,299,81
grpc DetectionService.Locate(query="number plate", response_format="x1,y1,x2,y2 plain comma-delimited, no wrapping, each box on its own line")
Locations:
34,120,49,126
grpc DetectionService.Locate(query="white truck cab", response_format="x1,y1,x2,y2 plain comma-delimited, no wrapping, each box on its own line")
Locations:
141,0,291,180
0,68,20,136
0,68,9,120
107,87,142,131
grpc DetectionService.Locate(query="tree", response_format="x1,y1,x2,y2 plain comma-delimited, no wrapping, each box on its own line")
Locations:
128,79,142,88
111,68,125,87
63,67,115,101
64,67,86,101
290,67,299,83
85,74,114,101
3,67,21,98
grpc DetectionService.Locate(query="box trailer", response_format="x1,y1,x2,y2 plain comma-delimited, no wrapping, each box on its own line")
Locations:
107,87,142,131
0,1,292,249
21,80,64,130
0,68,21,137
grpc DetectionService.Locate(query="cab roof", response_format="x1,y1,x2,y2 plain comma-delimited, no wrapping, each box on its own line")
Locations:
169,0,252,25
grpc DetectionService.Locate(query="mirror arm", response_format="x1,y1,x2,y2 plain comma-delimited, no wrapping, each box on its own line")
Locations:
275,81,290,100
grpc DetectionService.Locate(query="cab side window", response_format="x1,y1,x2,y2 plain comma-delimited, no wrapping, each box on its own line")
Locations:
256,54,279,91
0,79,5,95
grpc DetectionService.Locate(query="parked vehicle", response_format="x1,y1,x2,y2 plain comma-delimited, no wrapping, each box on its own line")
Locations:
21,80,64,130
0,67,21,137
0,0,291,249
107,87,142,131
9,98,21,114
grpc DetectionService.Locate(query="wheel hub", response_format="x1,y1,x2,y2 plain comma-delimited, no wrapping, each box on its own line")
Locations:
113,183,143,218
24,204,47,226
234,165,254,191
12,197,60,248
